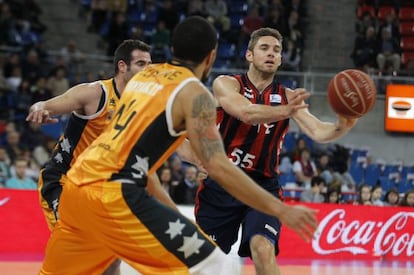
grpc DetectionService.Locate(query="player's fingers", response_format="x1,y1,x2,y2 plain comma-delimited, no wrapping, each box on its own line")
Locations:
295,227,310,243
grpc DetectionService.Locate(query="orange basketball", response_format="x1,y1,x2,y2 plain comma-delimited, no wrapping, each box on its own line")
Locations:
327,69,377,118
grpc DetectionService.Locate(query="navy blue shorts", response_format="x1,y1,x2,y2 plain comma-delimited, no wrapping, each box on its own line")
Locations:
195,177,283,258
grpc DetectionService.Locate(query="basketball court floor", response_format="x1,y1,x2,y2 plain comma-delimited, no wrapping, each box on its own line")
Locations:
1,259,412,275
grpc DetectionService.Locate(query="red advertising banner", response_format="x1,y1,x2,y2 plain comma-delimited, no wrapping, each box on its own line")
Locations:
279,203,414,261
0,189,49,260
1,190,413,261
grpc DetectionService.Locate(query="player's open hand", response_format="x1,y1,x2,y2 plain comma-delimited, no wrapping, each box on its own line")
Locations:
279,204,318,242
26,103,59,124
286,88,311,115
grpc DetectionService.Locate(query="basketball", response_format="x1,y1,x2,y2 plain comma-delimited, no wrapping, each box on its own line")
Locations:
327,69,377,118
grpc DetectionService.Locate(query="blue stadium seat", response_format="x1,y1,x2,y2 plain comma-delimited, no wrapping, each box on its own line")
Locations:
379,176,396,192
349,162,365,185
282,131,297,152
217,42,236,60
229,13,244,28
398,180,414,194
365,164,381,186
278,171,296,186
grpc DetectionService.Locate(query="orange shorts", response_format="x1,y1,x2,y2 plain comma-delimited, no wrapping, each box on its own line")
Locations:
40,179,227,274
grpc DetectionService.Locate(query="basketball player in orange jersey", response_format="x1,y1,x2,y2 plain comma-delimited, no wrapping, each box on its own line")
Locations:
26,40,176,275
195,27,359,275
39,16,317,274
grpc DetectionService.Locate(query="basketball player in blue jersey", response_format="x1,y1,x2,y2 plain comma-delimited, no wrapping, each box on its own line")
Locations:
195,28,359,275
26,39,177,275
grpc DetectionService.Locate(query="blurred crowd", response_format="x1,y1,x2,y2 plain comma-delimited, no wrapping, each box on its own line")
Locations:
0,0,413,208
351,0,414,76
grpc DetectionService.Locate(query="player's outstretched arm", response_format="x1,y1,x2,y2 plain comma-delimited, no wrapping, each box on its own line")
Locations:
26,82,103,124
175,82,318,242
213,75,310,124
289,88,358,143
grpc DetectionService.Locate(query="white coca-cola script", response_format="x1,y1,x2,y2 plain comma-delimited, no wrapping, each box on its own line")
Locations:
312,209,414,257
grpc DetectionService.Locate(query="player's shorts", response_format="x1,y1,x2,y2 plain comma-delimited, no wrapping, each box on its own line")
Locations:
195,177,283,258
38,169,62,230
40,179,235,274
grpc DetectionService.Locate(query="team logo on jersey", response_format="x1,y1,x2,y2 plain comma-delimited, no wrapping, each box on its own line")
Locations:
270,94,282,103
244,87,254,99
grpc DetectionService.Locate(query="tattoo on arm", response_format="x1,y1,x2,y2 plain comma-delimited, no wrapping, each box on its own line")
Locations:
192,93,223,161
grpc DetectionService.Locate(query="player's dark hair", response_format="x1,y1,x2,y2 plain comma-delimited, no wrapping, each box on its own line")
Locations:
114,39,151,74
248,27,283,51
171,16,218,64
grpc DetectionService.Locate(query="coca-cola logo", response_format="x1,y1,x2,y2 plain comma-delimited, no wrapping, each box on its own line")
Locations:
313,209,414,257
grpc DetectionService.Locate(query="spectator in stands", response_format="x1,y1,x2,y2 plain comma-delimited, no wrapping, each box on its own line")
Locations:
351,26,378,72
383,188,400,206
60,40,85,77
0,2,19,46
171,165,199,205
105,12,130,57
400,189,414,207
187,0,206,17
290,136,308,162
46,65,70,97
377,10,400,44
286,0,306,18
4,130,24,164
86,0,108,33
205,0,231,33
21,48,44,83
32,135,55,167
370,185,384,206
293,148,318,189
157,166,173,195
355,11,376,38
5,157,36,189
315,151,334,185
19,121,44,151
236,5,264,66
150,20,171,63
281,38,301,71
299,176,325,203
9,78,32,120
285,10,304,49
107,0,127,13
376,28,401,76
325,187,342,204
168,154,184,186
263,6,287,36
0,145,11,186
30,76,52,103
355,184,372,205
6,66,22,92
157,0,180,33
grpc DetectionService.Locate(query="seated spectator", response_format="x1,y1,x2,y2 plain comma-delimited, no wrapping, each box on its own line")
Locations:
0,145,11,186
325,187,342,204
171,165,199,205
400,189,414,207
157,166,173,195
376,28,401,76
5,157,36,189
205,0,231,33
187,0,206,17
383,188,400,206
370,185,384,206
377,10,400,45
290,137,308,162
150,20,171,63
263,6,287,36
105,12,129,57
30,76,52,103
32,135,55,167
4,130,24,164
355,184,372,205
281,38,301,71
60,40,85,77
285,10,304,50
315,151,334,185
355,11,376,37
292,148,317,189
157,0,180,33
351,26,378,72
299,176,325,203
46,65,70,97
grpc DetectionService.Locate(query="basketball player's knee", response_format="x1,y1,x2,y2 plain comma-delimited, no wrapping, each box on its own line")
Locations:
250,235,275,260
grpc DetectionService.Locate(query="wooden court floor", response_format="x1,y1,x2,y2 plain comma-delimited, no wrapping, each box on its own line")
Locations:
0,260,412,275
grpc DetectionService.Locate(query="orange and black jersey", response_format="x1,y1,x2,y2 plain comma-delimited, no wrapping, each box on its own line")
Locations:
217,73,290,179
40,79,120,204
66,63,198,187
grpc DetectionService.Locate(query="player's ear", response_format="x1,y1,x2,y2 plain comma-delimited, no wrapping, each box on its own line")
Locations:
245,49,253,62
117,60,127,73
